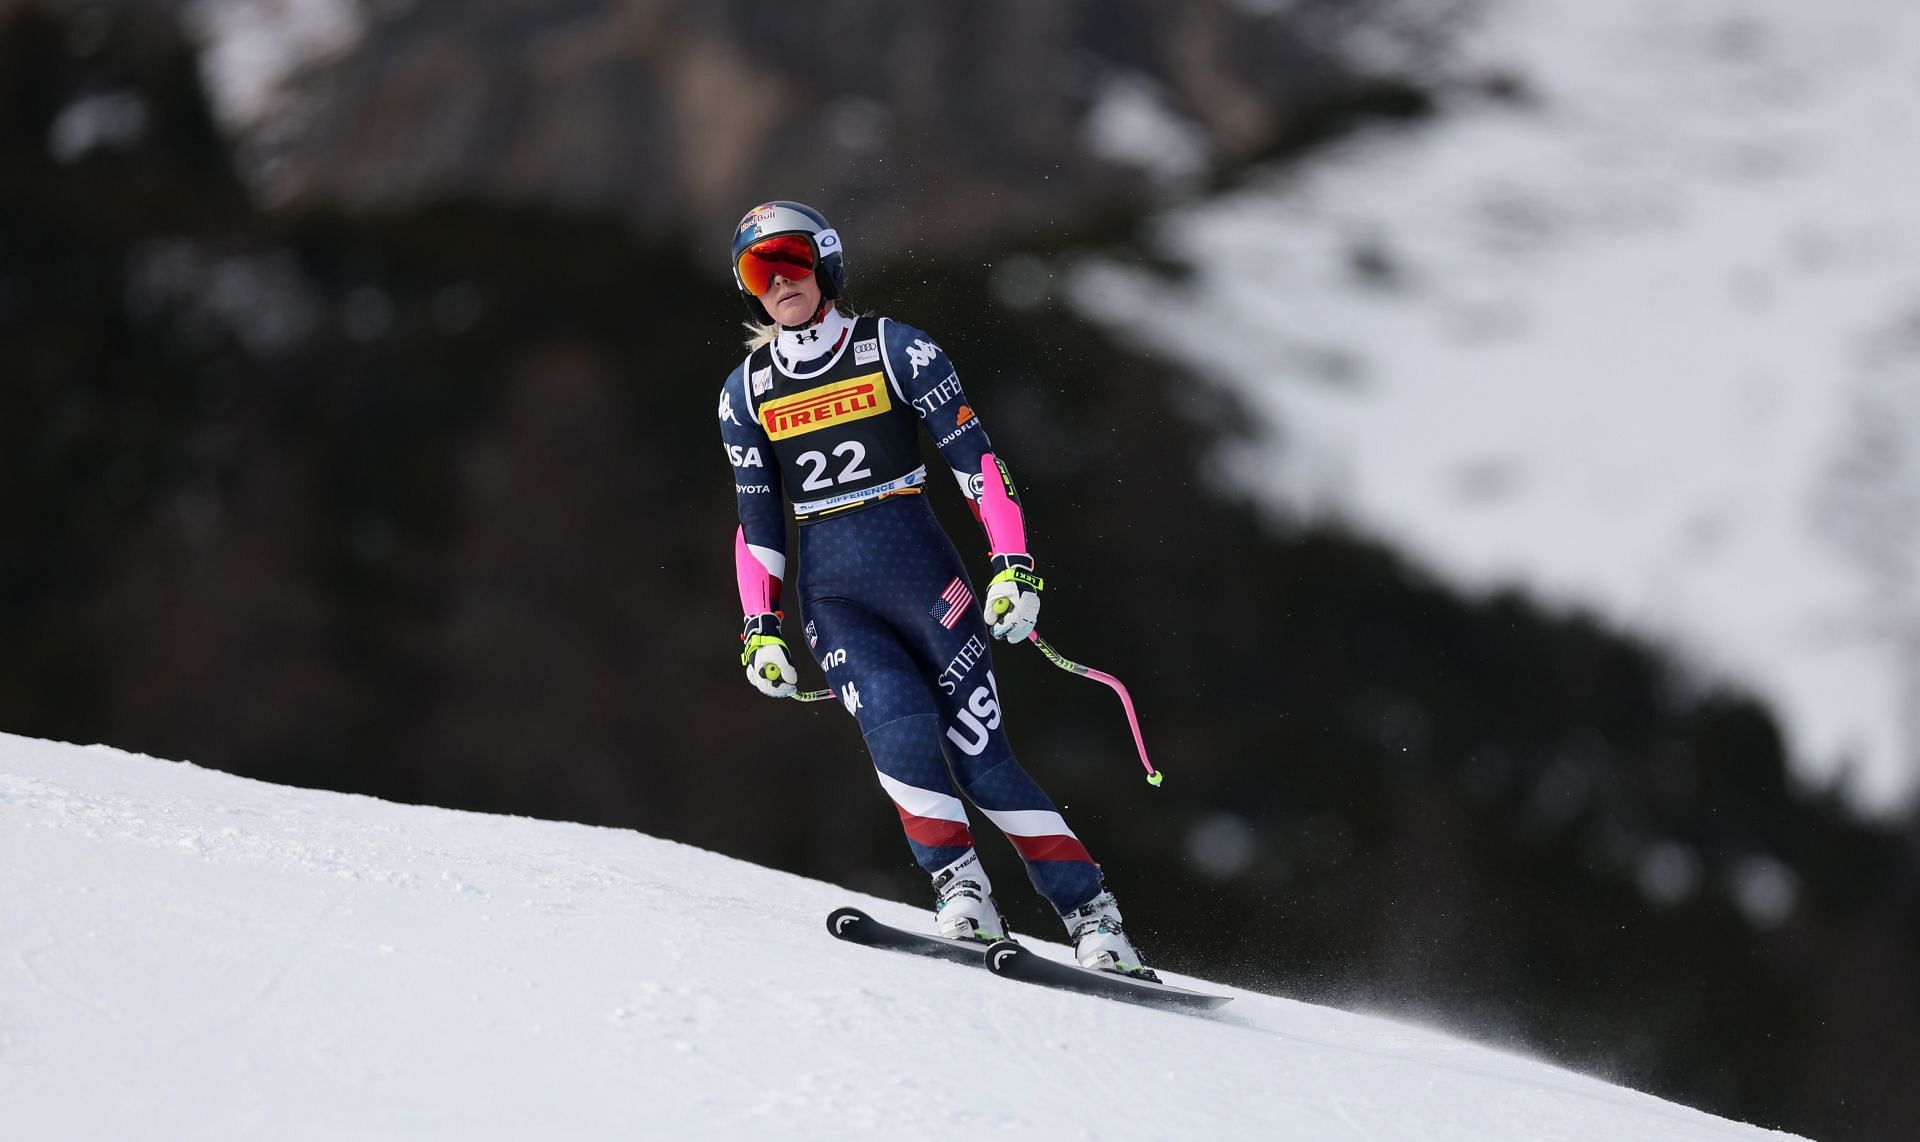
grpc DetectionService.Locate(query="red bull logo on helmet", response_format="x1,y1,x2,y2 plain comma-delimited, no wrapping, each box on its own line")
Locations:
739,204,778,232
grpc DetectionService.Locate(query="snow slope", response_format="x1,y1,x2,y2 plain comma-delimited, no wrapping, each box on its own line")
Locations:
1,732,1801,1141
1071,0,1920,810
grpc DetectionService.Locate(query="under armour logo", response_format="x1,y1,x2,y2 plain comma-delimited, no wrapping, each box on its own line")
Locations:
798,329,820,343
841,681,863,716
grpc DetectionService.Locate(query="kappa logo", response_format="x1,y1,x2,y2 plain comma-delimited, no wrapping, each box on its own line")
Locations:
853,338,879,366
759,374,892,440
905,339,941,378
718,389,742,426
725,444,765,468
752,367,773,396
841,680,863,716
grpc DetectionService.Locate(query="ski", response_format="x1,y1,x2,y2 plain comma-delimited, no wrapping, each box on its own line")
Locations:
826,906,1002,967
985,942,1232,1013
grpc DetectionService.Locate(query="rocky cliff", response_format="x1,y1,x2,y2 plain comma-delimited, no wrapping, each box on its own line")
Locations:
228,0,1442,260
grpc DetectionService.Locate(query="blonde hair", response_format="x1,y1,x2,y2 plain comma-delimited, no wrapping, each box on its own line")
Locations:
742,320,777,351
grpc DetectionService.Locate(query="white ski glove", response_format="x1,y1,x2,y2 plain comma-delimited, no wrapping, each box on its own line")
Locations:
740,612,797,698
984,554,1043,643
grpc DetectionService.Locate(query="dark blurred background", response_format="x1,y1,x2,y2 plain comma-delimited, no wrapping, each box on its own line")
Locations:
3,3,1916,1139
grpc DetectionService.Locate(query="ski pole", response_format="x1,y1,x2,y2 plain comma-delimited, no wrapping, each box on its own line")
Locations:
782,625,1166,787
1022,630,1164,787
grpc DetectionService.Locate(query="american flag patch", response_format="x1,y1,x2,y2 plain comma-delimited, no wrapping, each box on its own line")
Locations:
930,577,973,630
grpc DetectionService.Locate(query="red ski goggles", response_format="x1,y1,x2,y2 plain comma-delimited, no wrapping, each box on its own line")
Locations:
735,233,818,296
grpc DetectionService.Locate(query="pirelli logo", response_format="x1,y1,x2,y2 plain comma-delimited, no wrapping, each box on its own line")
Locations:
760,374,891,440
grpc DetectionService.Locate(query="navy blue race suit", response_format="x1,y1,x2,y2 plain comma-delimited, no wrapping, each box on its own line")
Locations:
719,307,1104,915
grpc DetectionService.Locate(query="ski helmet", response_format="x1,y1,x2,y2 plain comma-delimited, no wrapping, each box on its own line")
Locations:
731,200,845,324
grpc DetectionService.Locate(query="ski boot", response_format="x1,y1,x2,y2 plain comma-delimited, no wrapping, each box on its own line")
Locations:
1064,889,1159,981
931,852,1006,943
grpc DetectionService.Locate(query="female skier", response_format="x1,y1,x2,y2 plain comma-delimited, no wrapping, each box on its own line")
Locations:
717,201,1153,978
